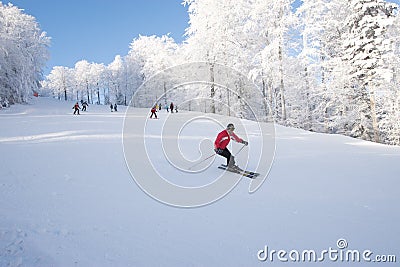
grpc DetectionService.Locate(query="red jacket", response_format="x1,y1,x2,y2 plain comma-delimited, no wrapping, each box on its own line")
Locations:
214,129,243,150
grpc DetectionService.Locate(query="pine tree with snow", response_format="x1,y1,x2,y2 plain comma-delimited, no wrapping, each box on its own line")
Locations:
377,9,400,145
341,0,397,142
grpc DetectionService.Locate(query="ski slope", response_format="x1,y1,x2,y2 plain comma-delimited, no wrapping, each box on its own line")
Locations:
1,97,399,266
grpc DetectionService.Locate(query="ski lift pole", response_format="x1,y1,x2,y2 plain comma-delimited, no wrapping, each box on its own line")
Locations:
188,153,215,170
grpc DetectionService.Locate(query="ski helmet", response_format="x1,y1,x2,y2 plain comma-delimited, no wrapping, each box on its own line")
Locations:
226,123,235,130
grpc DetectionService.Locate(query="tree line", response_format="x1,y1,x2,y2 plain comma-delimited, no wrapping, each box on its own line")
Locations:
2,1,399,145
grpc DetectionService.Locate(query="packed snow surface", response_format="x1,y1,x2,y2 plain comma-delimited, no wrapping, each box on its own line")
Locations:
1,97,399,266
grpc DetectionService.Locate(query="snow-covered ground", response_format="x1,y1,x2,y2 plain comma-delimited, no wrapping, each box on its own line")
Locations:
1,97,399,266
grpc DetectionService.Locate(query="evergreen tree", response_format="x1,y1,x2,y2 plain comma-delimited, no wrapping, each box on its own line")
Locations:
342,0,397,142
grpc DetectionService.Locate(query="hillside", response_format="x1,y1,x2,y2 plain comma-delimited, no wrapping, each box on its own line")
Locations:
1,97,399,266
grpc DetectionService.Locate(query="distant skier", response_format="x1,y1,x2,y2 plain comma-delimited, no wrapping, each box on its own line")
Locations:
175,105,178,113
110,103,114,112
114,103,118,112
214,123,248,170
150,106,158,119
72,102,80,115
166,104,169,112
170,102,174,113
82,101,88,111
159,103,162,111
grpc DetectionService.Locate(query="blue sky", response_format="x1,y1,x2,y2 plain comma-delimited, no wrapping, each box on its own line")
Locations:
8,0,189,75
6,0,400,75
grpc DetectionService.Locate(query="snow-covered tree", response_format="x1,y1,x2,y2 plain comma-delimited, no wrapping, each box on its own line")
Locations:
182,0,291,118
45,66,74,101
127,35,179,107
74,60,92,103
377,6,400,145
342,0,397,142
107,55,125,105
0,3,50,105
183,0,249,114
88,63,106,105
245,0,296,123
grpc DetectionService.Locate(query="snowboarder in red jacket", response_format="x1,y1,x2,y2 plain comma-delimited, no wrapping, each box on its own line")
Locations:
214,123,248,170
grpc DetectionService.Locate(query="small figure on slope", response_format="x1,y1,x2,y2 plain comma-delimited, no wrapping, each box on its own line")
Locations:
110,103,114,112
150,106,158,119
170,102,174,113
72,102,80,115
82,101,88,111
214,123,248,171
114,103,118,112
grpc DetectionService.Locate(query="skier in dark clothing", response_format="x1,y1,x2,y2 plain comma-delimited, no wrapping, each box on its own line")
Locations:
170,102,174,113
114,103,118,112
110,104,114,112
73,102,80,115
150,106,158,119
82,101,88,111
214,123,248,170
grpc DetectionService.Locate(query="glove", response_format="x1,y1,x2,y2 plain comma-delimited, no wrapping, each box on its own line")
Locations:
214,148,223,154
242,140,248,146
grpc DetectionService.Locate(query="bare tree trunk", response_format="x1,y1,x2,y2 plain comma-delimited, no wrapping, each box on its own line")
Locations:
90,88,93,105
268,80,274,119
369,89,380,143
63,74,67,101
86,80,90,104
261,78,271,121
279,45,286,122
321,54,330,133
210,63,215,113
163,81,167,107
261,78,268,119
304,67,312,130
227,86,230,117
277,5,286,123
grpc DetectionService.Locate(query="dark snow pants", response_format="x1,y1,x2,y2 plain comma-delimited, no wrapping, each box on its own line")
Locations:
150,111,157,119
218,148,235,166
